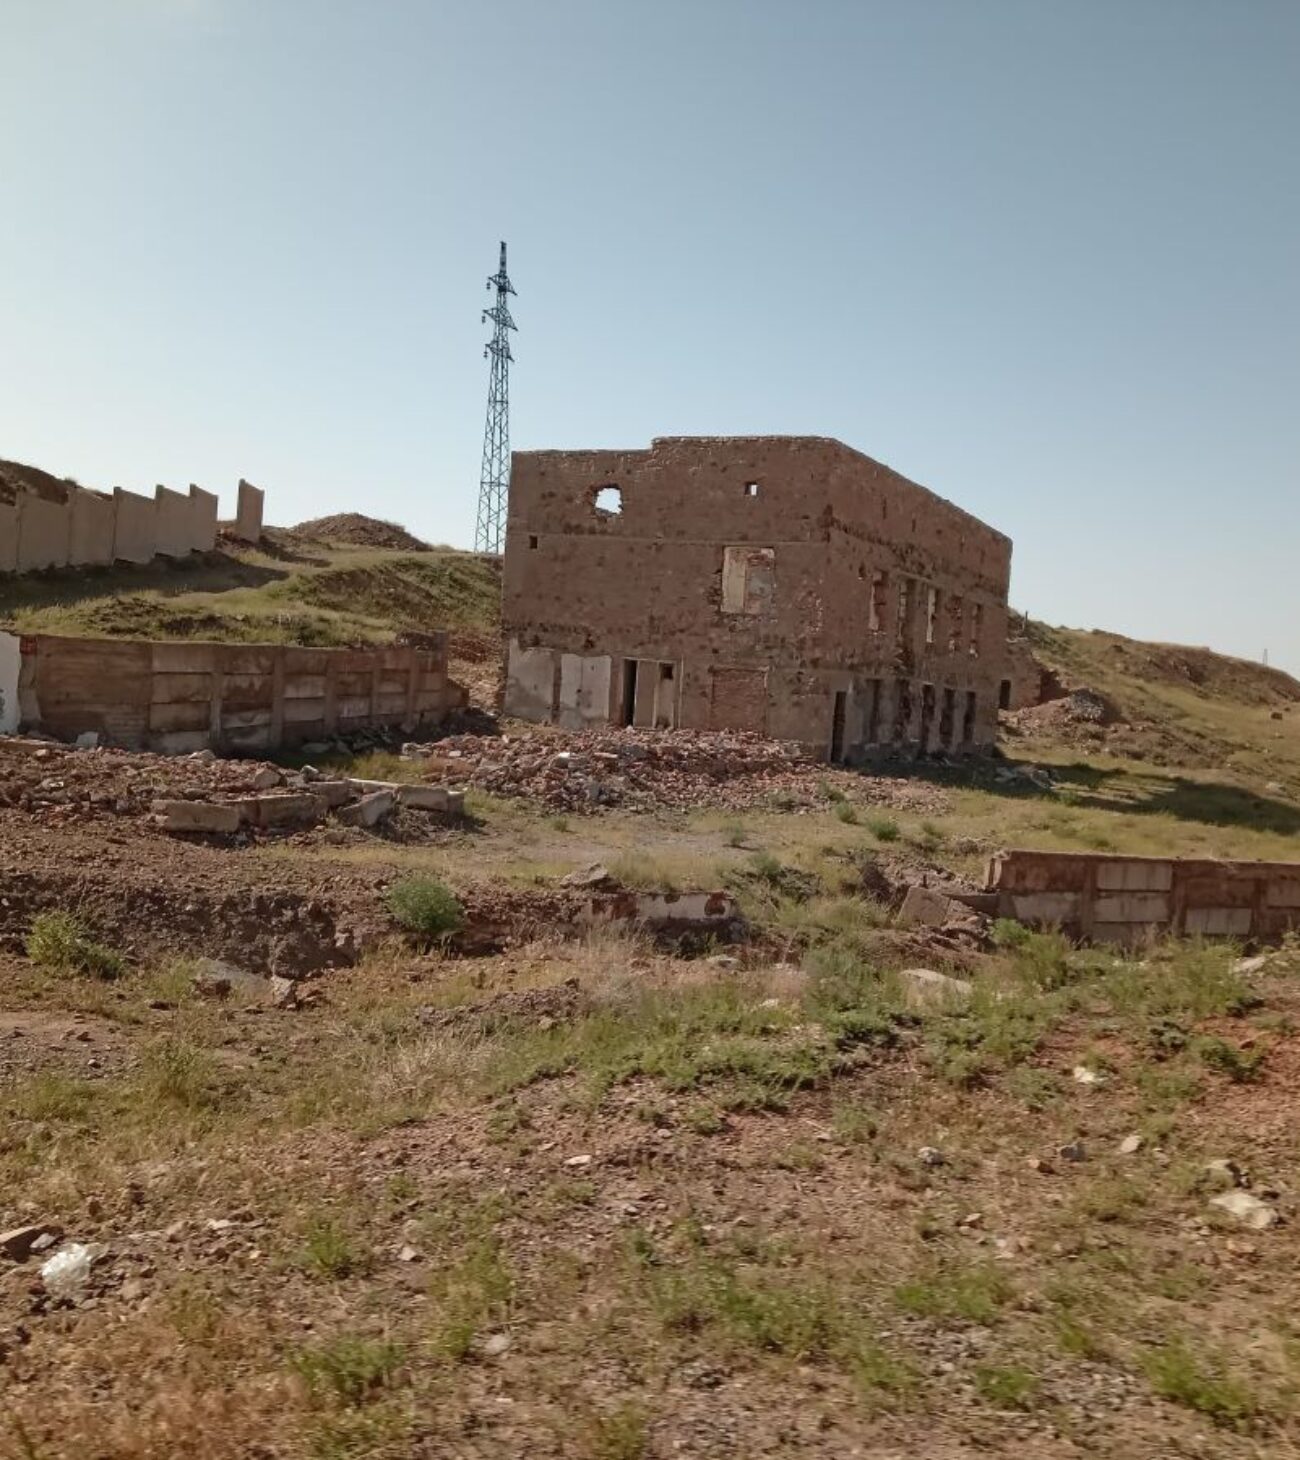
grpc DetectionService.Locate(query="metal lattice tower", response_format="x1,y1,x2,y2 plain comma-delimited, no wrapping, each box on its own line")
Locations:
474,240,517,554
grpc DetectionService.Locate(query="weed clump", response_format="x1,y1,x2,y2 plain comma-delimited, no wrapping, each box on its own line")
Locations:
25,912,124,980
386,876,463,943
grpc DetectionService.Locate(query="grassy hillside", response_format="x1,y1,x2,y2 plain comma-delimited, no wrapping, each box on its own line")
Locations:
0,532,502,650
1016,622,1300,795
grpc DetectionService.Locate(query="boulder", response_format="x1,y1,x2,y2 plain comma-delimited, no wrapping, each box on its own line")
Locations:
896,967,972,1009
336,789,396,828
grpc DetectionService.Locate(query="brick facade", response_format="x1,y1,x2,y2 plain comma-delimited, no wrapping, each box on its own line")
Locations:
501,436,1012,759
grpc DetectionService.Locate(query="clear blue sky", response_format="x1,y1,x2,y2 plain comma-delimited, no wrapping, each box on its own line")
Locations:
3,1,1297,670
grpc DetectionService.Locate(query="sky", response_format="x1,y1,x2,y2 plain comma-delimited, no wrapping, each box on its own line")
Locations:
2,0,1297,670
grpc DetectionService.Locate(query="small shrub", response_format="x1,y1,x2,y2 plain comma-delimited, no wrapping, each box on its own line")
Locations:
25,912,124,979
1194,1035,1262,1083
834,802,859,825
1144,1339,1258,1428
722,820,748,848
291,1334,403,1407
820,780,847,804
579,1403,648,1460
138,1036,222,1110
386,876,463,943
865,815,900,843
895,1261,1015,1325
301,1216,371,1280
974,1364,1039,1410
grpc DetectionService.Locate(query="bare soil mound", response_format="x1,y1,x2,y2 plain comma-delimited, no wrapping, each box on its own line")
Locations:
290,513,430,551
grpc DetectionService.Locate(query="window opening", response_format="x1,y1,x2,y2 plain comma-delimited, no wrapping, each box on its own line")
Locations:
594,485,622,515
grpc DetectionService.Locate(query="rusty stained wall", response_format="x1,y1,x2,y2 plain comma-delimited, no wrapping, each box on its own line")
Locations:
501,436,1012,757
988,849,1300,946
16,634,466,753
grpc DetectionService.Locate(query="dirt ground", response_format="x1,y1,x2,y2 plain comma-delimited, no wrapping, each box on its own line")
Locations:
3,723,1300,1458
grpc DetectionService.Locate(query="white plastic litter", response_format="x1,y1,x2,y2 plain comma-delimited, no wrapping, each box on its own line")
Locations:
39,1243,98,1298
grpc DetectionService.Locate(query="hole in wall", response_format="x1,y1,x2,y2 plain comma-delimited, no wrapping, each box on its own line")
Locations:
593,485,623,515
744,481,759,498
528,534,539,550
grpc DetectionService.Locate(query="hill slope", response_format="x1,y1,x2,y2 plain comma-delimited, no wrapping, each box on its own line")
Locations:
1009,621,1300,795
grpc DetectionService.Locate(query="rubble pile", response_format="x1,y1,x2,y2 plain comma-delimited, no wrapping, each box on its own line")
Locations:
402,727,939,814
0,738,462,836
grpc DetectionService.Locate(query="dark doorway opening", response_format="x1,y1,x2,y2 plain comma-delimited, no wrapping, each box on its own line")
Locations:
830,691,847,763
919,683,936,753
621,659,638,726
963,690,978,743
999,678,1012,710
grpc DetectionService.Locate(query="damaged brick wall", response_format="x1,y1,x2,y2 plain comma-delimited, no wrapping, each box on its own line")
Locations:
501,436,1012,758
14,633,467,752
988,849,1300,945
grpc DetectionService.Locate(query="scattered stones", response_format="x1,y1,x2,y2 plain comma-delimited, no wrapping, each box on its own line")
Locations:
1057,1140,1087,1163
191,959,298,1009
1209,1190,1277,1230
481,1331,511,1357
1118,1134,1143,1155
0,1223,63,1262
1233,954,1270,976
918,1147,946,1168
564,1154,593,1169
1204,1158,1245,1190
897,967,973,1008
250,767,283,790
1072,1065,1101,1086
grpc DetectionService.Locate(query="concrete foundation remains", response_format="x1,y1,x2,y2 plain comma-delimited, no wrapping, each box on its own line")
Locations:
501,436,1012,760
987,849,1300,945
11,633,467,753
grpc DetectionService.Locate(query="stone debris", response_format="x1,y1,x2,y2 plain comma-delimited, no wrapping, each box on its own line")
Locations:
1118,1134,1143,1155
1057,1140,1087,1163
190,959,298,1008
1209,1189,1277,1230
0,738,464,840
1072,1065,1102,1086
0,1223,64,1262
399,727,949,816
896,967,973,1009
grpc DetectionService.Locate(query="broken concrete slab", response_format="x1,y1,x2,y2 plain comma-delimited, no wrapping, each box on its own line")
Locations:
897,885,962,928
307,780,357,809
156,799,243,834
397,783,466,815
239,793,326,830
335,789,396,828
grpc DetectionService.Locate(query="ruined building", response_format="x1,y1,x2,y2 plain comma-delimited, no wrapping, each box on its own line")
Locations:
500,436,1012,759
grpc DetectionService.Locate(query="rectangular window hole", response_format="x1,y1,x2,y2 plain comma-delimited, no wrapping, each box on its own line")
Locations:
744,481,759,498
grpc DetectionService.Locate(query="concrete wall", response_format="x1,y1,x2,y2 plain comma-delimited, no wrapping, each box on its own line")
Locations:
987,849,1300,946
0,497,18,573
112,488,158,564
12,632,467,752
0,479,264,575
69,490,116,567
234,480,265,543
16,489,71,571
0,632,19,735
502,435,1013,758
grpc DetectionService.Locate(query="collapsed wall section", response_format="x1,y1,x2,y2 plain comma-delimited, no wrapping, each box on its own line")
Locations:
988,849,1300,945
12,633,467,752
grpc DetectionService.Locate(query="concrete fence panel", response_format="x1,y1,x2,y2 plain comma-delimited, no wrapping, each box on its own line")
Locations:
69,488,116,567
189,485,219,553
0,499,17,573
16,491,71,572
112,489,157,564
154,486,195,558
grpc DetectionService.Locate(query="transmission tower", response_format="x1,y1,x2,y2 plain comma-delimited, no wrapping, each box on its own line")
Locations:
474,240,517,554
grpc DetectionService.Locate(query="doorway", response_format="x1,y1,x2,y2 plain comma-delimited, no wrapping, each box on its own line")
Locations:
830,690,847,763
